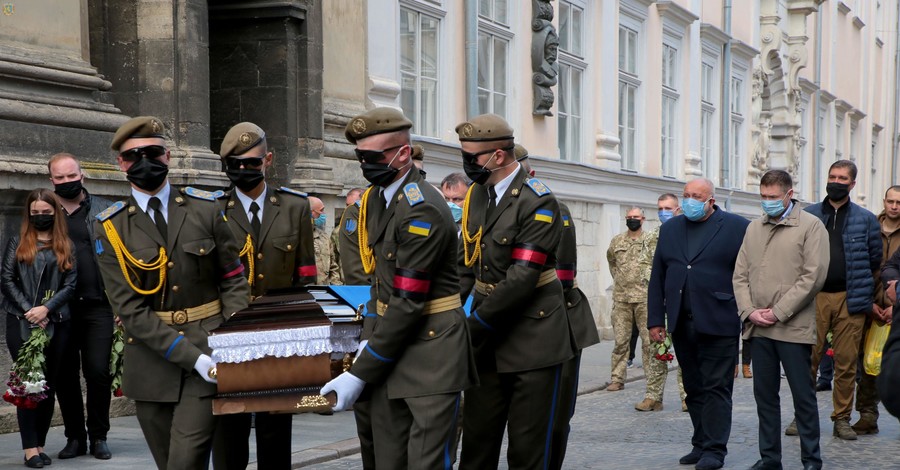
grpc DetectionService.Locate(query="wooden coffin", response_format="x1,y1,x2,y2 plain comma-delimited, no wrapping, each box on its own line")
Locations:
209,286,365,414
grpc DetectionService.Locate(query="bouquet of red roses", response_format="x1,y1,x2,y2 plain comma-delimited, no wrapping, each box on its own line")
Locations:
109,319,125,397
653,335,674,362
3,326,50,409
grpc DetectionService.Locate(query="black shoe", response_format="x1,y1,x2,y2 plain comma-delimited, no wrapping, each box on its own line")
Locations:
802,465,821,470
815,382,831,392
38,453,51,466
680,450,703,465
749,460,780,470
57,440,86,459
696,456,724,470
90,439,111,460
24,455,44,468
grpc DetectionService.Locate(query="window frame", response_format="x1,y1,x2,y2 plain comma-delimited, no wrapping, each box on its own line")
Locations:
617,11,644,172
660,32,682,178
399,3,445,138
477,12,514,118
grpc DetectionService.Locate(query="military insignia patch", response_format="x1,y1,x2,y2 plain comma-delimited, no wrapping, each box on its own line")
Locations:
95,201,127,221
408,220,431,237
151,119,161,134
534,209,553,224
351,118,367,135
2,3,13,16
239,133,252,146
563,215,571,227
461,123,474,138
526,178,551,197
277,187,308,198
403,183,424,206
184,187,216,201
211,190,226,199
345,219,357,234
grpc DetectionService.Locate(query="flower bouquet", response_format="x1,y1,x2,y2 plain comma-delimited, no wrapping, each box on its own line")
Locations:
3,290,53,409
653,335,674,362
825,330,834,357
109,319,125,397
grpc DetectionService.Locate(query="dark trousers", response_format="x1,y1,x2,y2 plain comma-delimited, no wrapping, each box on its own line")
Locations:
817,341,833,385
628,324,639,362
460,364,563,470
855,316,880,417
353,390,376,470
548,351,581,470
752,337,821,469
673,314,737,461
6,315,70,449
56,300,114,442
741,339,752,365
212,412,292,469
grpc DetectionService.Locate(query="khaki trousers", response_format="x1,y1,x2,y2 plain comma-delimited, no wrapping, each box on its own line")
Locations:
610,301,650,384
809,291,866,421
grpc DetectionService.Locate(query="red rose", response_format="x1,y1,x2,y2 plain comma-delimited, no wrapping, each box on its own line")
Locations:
825,348,834,357
113,388,123,398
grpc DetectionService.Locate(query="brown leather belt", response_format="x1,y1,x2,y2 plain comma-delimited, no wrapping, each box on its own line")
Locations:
155,299,221,325
475,269,558,296
376,294,462,316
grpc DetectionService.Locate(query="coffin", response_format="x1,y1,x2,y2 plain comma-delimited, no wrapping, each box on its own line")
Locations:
208,286,366,414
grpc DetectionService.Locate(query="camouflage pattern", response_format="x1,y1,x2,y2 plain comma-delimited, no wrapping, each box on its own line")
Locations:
606,230,657,303
313,224,341,285
610,301,650,384
644,342,686,401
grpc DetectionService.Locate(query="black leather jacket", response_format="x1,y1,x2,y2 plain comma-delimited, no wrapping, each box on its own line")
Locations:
1,236,77,322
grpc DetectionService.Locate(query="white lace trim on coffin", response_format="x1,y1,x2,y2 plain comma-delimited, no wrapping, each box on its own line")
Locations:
209,325,362,363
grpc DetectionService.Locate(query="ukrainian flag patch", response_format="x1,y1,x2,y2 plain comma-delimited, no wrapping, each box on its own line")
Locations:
408,220,432,236
534,209,553,224
563,215,570,227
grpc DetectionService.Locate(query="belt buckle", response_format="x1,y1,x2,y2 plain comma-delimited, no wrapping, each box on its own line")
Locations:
173,310,188,325
485,284,494,295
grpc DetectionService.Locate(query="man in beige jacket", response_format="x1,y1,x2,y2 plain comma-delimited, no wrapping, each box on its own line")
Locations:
733,169,829,470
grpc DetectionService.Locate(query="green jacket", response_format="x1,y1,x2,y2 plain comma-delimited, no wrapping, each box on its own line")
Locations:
557,203,600,351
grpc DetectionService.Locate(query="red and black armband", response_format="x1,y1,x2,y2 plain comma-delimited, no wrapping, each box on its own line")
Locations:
511,243,548,270
556,263,576,289
222,259,245,279
393,268,432,301
297,264,317,279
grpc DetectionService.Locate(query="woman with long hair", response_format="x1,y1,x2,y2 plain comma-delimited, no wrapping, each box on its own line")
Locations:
1,188,77,468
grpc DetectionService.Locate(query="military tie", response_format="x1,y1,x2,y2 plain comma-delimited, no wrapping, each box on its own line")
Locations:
148,196,167,244
486,185,497,220
249,201,261,241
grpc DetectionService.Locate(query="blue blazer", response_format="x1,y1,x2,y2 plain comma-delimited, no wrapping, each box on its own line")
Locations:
647,206,750,337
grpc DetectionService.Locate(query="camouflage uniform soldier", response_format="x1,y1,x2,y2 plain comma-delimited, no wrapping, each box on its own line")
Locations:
309,196,341,285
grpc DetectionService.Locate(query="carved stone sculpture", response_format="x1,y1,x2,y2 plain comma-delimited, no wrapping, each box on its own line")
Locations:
531,0,558,116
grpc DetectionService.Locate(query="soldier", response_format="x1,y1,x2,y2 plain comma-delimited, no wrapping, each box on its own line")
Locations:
211,122,317,470
309,196,341,285
338,188,367,285
330,188,364,283
411,144,426,177
94,116,250,469
455,114,574,469
321,107,476,469
515,145,599,470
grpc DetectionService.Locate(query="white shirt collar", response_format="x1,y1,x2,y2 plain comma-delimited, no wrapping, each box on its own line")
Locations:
492,163,521,201
235,184,268,221
131,182,171,222
381,169,410,208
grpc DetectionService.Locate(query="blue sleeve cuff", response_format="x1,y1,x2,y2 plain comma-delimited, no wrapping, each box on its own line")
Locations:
365,344,395,363
165,335,184,360
472,311,494,331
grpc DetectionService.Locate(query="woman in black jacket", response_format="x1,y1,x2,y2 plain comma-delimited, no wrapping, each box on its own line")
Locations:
1,188,77,468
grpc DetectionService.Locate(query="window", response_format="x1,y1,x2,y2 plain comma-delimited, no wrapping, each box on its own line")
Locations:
700,60,717,177
662,44,677,89
849,122,858,161
723,77,744,188
558,1,584,57
618,24,640,170
835,117,844,159
479,0,508,25
477,1,512,117
619,25,638,75
558,1,586,161
400,8,440,137
660,42,679,177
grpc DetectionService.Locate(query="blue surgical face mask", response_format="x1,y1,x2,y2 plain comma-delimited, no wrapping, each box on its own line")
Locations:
681,197,710,222
447,202,463,223
658,210,674,223
314,213,326,228
761,193,789,217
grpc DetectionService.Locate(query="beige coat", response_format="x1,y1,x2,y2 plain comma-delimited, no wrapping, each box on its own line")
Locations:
733,202,829,344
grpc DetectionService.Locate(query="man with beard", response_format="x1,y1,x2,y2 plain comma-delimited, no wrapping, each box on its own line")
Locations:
94,116,250,468
211,122,317,469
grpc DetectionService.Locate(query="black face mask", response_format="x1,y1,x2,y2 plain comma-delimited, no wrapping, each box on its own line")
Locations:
361,162,400,187
226,169,265,192
626,219,642,232
826,182,850,201
54,179,83,200
31,214,54,232
126,157,169,192
463,158,492,186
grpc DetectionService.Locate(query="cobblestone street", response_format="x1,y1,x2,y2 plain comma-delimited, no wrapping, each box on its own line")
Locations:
314,372,900,469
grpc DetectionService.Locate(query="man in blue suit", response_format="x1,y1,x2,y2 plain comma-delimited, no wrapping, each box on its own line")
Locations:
648,178,750,470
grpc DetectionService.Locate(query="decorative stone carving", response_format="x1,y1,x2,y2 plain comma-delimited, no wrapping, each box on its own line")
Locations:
531,0,558,116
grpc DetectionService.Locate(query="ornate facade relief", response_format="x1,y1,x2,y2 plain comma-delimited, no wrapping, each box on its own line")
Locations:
531,0,558,116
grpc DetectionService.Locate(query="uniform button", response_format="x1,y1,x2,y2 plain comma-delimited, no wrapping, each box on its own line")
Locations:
286,244,292,250
567,302,573,307
199,248,206,254
178,331,184,335
257,253,264,260
127,337,134,344
138,259,144,263
483,266,489,271
539,311,545,317
428,330,436,338
258,273,265,280
387,252,393,258
687,265,691,269
481,243,486,249
167,262,175,269
501,238,508,244
172,285,179,292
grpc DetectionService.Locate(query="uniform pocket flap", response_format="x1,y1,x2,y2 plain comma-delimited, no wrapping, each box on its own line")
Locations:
381,242,397,261
271,235,298,252
417,312,459,340
713,291,735,301
523,303,561,319
491,230,515,245
182,238,216,256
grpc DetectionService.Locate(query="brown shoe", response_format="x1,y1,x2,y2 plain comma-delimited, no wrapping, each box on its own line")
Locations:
681,400,688,412
833,420,858,440
742,365,753,378
634,398,663,411
785,419,798,436
851,413,879,435
606,382,624,391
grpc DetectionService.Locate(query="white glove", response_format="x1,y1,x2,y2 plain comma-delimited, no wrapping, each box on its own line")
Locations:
320,372,365,411
357,339,368,353
194,354,218,384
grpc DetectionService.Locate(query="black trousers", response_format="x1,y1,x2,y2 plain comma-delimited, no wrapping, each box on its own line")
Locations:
752,337,821,469
548,351,582,470
56,300,113,442
212,412,292,469
673,314,737,461
6,315,70,449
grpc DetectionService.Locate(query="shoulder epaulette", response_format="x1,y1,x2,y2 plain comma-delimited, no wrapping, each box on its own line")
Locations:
95,201,127,221
183,187,217,201
403,183,425,206
277,186,308,198
525,177,551,197
212,189,227,199
354,199,362,207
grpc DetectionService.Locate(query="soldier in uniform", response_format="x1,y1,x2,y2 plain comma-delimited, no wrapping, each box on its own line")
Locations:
455,114,574,469
309,196,341,284
331,188,364,284
338,188,367,285
515,145,600,469
94,116,250,469
211,122,317,470
321,107,476,469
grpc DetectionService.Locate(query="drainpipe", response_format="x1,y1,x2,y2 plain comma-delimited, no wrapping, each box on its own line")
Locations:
720,0,732,187
814,5,823,199
893,3,900,183
465,0,479,119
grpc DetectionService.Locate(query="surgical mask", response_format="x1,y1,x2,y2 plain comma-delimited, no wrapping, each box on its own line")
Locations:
625,219,642,231
658,210,674,223
314,213,326,228
54,179,83,200
463,151,496,186
360,146,406,187
761,194,789,217
826,182,850,201
126,157,168,192
447,202,462,223
226,168,265,192
31,214,54,232
681,198,710,222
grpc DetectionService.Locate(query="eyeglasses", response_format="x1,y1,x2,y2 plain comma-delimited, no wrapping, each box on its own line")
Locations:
354,145,405,164
120,145,167,163
224,156,265,170
460,146,513,163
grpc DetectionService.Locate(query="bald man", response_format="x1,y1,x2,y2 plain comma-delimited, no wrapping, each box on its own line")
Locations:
309,196,341,285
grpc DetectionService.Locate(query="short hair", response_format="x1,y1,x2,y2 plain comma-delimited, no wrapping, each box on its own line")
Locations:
829,159,858,181
885,185,900,199
441,172,471,189
626,206,644,217
47,153,81,173
347,187,364,198
759,169,793,193
658,193,678,204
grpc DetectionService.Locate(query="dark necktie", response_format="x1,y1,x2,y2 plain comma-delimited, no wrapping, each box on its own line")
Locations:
148,196,167,243
249,202,261,240
486,185,497,219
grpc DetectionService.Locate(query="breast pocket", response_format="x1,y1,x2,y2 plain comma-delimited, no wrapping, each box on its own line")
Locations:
271,234,299,272
181,238,216,278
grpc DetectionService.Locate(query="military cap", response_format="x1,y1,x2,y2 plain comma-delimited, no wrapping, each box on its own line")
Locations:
111,116,165,151
411,144,424,161
344,107,413,144
514,144,529,160
455,114,514,142
220,122,266,158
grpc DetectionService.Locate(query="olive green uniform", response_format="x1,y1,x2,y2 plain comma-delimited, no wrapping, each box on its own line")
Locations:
458,168,575,470
94,187,250,470
339,201,368,285
350,168,477,469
